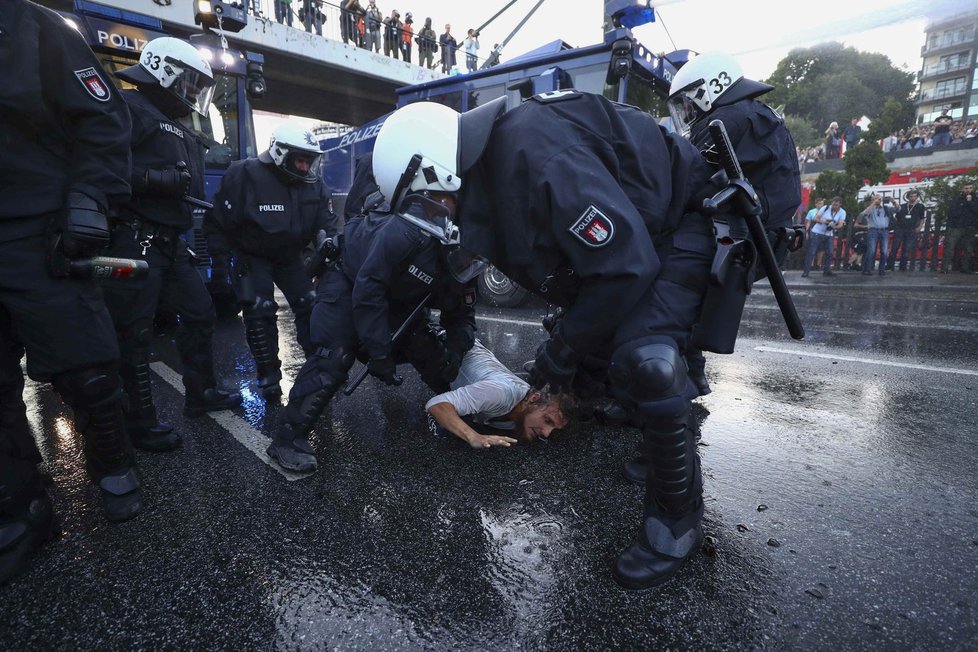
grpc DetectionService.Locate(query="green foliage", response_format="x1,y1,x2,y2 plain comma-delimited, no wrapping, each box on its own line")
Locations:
765,43,914,133
843,141,889,185
924,167,978,226
782,114,819,148
813,169,860,216
867,97,914,141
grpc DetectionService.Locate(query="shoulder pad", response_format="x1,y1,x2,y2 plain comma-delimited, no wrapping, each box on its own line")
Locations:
530,90,582,104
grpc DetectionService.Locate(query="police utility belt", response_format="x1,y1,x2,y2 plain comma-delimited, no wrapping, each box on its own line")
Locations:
114,218,186,256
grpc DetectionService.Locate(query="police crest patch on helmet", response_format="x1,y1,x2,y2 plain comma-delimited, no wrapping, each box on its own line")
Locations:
569,205,615,248
74,67,112,102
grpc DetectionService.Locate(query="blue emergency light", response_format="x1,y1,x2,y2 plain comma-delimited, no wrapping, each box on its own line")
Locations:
606,0,656,29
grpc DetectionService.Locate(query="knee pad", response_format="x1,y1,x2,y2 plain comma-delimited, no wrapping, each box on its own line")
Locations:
243,297,278,321
293,291,316,318
290,346,355,400
610,336,688,418
54,366,123,410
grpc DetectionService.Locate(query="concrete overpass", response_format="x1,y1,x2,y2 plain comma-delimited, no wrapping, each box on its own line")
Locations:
39,0,445,126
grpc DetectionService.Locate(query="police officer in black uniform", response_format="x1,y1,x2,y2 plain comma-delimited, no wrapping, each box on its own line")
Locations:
374,94,723,589
1,0,143,582
668,51,802,398
206,123,338,398
266,182,480,473
102,37,240,452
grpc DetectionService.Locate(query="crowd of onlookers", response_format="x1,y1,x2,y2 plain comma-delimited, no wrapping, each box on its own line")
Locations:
797,109,974,164
240,0,482,74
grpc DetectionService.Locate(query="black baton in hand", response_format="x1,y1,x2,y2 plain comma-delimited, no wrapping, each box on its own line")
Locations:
343,292,433,396
706,119,805,340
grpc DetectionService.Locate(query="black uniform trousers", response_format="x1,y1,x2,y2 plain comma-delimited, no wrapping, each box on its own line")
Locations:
101,223,217,395
287,266,449,419
233,254,315,354
607,219,715,524
0,231,123,504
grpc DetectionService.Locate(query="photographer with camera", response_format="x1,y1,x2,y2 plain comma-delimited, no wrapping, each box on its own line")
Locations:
463,28,480,72
802,196,846,277
855,194,893,276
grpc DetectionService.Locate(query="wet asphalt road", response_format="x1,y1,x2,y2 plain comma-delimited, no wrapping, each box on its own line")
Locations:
3,274,978,650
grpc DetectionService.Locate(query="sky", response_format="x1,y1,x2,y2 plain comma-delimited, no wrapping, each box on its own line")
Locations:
256,0,978,140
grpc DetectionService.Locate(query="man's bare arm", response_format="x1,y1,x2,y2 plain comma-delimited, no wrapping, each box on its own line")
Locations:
427,401,518,449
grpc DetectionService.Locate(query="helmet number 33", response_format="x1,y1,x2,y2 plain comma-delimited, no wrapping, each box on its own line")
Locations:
709,71,732,95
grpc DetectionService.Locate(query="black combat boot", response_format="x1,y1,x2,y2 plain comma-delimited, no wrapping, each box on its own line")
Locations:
0,483,55,585
56,368,143,523
267,387,334,473
613,424,703,590
122,354,180,452
243,300,283,399
685,349,712,397
183,384,242,418
176,320,242,417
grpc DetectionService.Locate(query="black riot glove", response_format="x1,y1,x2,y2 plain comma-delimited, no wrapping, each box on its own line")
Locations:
367,356,403,386
528,331,581,394
142,167,192,197
445,327,475,358
60,191,110,258
439,351,463,384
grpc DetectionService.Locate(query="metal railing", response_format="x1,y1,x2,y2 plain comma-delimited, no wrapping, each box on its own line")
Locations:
239,1,481,69
918,85,968,102
922,30,977,55
919,58,971,80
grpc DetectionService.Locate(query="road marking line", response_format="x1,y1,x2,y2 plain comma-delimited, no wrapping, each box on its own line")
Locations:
477,315,546,328
755,346,978,377
150,361,310,481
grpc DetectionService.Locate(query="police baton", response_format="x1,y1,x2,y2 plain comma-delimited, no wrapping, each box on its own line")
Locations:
705,119,805,340
343,293,432,396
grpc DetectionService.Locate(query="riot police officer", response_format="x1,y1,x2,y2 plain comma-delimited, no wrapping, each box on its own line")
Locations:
668,51,802,397
102,37,240,452
266,160,480,473
1,0,142,582
206,123,338,398
373,95,721,589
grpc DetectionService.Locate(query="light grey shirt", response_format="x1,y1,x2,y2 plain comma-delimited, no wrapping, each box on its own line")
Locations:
425,340,529,431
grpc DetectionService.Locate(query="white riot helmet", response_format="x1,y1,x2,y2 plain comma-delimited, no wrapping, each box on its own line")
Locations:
667,51,773,137
117,37,215,116
260,123,323,183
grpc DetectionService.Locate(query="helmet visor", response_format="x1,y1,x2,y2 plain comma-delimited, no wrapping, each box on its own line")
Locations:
442,246,487,283
167,62,216,116
283,149,324,183
395,193,459,245
667,93,702,138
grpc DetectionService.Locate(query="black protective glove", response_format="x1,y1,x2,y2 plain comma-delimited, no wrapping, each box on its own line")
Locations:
444,327,475,359
60,191,110,258
438,351,463,384
528,332,580,394
143,167,191,197
367,356,403,386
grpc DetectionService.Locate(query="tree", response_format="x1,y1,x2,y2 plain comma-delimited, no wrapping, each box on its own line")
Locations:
783,114,819,148
843,142,888,186
813,169,860,217
765,43,914,134
867,97,915,142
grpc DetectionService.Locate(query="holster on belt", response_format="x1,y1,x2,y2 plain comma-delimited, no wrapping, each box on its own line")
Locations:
691,215,756,355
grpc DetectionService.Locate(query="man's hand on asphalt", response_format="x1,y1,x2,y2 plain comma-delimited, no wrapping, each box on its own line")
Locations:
466,432,518,449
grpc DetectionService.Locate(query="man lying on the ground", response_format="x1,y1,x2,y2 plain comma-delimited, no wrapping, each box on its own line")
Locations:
425,339,571,449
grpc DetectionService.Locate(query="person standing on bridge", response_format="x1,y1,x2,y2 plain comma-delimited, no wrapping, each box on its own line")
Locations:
439,24,457,73
1,0,143,582
400,13,414,62
383,9,402,60
364,1,382,53
416,17,438,69
205,123,338,399
102,37,241,453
